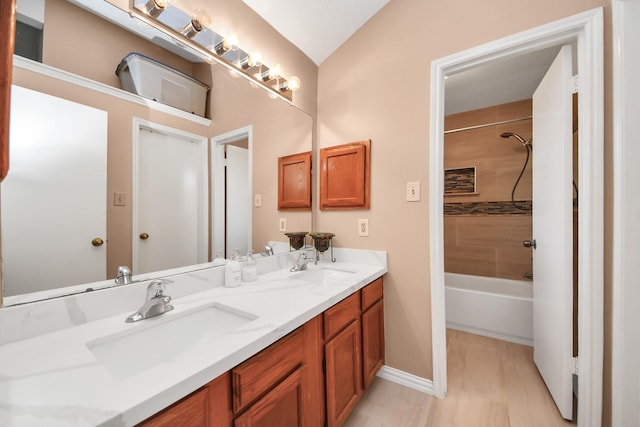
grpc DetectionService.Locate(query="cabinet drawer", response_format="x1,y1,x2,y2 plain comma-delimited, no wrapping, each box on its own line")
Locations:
232,327,305,414
361,277,383,311
234,366,307,427
324,292,360,340
139,387,208,427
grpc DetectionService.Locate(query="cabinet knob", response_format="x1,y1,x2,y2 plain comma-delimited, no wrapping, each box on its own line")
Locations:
91,238,104,247
523,239,537,249
140,232,150,240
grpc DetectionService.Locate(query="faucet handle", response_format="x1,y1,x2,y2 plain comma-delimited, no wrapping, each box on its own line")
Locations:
147,279,169,298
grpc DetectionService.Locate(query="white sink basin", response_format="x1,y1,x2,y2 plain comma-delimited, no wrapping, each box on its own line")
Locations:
290,267,355,286
87,303,257,377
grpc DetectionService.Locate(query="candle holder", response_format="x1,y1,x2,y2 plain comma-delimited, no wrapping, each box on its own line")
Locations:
284,232,308,250
308,232,336,262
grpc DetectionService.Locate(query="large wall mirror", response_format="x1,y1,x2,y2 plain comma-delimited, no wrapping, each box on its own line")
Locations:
1,0,312,306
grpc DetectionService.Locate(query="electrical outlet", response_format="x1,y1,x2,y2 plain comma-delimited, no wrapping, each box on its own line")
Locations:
254,194,262,207
279,218,287,232
406,181,421,201
358,219,369,237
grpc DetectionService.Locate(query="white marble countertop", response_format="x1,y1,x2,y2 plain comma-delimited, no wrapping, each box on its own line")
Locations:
0,249,387,426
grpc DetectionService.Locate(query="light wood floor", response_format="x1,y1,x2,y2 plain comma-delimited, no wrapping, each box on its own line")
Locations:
344,329,575,427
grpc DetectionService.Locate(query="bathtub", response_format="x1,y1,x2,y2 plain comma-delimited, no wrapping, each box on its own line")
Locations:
445,272,533,346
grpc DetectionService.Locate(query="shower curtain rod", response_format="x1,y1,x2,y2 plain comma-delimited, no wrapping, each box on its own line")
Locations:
444,116,532,135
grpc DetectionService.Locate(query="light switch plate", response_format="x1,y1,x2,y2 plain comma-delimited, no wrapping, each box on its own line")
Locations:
406,182,421,201
114,192,126,206
279,218,287,232
358,219,369,237
254,194,262,207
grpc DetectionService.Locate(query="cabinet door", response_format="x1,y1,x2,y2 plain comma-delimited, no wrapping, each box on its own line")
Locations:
234,367,307,427
139,387,208,427
362,299,385,390
325,320,362,427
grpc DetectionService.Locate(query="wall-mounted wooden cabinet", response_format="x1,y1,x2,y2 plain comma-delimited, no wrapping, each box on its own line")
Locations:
278,151,312,210
319,140,370,210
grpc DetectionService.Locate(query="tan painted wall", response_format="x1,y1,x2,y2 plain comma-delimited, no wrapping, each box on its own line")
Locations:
316,1,613,424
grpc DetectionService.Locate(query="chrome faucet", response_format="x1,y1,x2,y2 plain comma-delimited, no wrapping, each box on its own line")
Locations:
263,245,274,256
290,249,316,272
114,266,132,285
126,280,174,323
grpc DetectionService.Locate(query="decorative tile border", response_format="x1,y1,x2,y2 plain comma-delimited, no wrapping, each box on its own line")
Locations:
444,167,476,194
444,200,532,216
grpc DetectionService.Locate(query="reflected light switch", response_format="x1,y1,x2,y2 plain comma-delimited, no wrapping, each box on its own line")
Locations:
114,192,126,206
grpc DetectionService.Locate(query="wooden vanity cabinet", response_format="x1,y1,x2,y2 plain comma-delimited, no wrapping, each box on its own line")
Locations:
138,278,383,427
361,278,385,390
139,372,232,427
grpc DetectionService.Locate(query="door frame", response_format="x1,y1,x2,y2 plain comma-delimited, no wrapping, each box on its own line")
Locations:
612,0,640,425
211,125,253,258
428,8,603,426
132,118,209,272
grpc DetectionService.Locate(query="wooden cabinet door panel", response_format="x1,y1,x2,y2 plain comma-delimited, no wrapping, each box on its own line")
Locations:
234,367,307,427
324,292,360,340
361,277,383,311
362,299,385,390
139,387,208,427
278,151,311,210
319,140,370,210
325,320,362,427
232,327,305,413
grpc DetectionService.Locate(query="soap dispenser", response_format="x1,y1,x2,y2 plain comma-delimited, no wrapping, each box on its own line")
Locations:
242,250,258,282
224,249,242,288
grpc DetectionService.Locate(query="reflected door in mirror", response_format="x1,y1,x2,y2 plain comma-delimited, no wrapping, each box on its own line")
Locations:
2,86,107,295
134,124,208,274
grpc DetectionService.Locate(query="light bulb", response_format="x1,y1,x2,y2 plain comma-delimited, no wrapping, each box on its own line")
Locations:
226,34,239,49
193,9,211,28
144,0,166,18
270,64,282,79
251,52,263,66
287,76,301,91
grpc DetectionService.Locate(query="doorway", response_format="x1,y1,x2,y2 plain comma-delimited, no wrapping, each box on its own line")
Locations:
212,125,253,258
429,8,603,426
132,119,209,274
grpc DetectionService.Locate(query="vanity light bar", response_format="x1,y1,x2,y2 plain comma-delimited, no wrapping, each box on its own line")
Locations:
130,0,299,103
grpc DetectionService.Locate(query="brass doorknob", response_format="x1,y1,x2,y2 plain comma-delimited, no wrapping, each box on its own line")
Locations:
140,232,150,240
91,238,104,247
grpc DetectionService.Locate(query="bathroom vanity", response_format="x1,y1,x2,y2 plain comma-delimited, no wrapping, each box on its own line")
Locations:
0,249,386,426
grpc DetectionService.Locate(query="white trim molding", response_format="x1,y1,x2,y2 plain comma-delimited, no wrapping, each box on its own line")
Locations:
13,55,211,127
429,8,604,426
612,1,640,426
211,126,254,257
376,365,434,395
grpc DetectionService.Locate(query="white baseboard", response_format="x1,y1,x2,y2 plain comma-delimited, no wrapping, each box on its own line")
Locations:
376,365,434,395
446,322,533,347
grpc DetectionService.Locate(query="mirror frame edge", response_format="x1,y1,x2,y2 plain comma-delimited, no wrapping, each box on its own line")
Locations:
0,0,16,308
1,0,15,182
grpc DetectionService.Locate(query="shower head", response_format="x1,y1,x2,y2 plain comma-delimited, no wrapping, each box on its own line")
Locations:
500,132,532,147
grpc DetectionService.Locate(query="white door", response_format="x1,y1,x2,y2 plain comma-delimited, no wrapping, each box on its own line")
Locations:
225,144,250,254
2,86,107,296
134,125,208,274
532,45,574,419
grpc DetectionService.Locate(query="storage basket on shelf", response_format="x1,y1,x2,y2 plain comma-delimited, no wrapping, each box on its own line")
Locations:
116,52,209,117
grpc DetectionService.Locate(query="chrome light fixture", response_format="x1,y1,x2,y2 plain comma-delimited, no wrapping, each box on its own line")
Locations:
143,0,166,18
130,0,300,102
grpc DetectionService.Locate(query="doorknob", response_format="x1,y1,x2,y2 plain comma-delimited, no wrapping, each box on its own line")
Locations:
523,239,537,249
140,233,150,240
91,237,104,247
